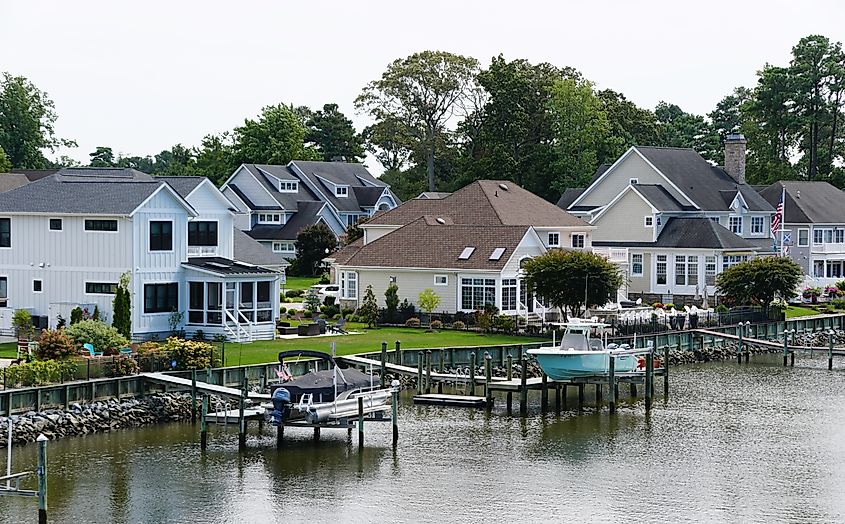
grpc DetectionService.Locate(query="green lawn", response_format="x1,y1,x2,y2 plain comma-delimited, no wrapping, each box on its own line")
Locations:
281,276,322,292
0,342,15,359
220,327,548,367
786,305,823,318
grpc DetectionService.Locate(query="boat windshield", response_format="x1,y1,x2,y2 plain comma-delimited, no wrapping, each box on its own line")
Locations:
558,326,604,351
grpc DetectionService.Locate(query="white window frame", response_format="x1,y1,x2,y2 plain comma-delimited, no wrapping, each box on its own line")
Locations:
272,241,295,253
629,178,639,185
257,213,282,225
750,216,765,235
631,254,643,277
705,256,717,286
501,278,518,311
335,186,349,197
571,233,585,249
32,279,42,293
729,216,742,235
814,229,824,245
434,275,448,286
278,181,298,193
656,255,667,285
547,232,560,247
341,271,358,300
460,277,496,311
798,228,809,247
0,275,6,307
644,216,653,227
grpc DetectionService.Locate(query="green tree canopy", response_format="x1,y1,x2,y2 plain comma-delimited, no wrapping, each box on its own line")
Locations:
522,250,622,318
233,103,319,165
291,223,337,276
716,257,802,306
89,146,116,167
306,103,365,162
359,285,379,327
0,146,10,172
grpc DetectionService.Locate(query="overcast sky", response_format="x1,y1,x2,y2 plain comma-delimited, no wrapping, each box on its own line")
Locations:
3,0,845,172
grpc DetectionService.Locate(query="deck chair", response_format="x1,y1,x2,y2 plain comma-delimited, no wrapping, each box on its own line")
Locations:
83,343,103,357
329,317,348,334
118,347,133,356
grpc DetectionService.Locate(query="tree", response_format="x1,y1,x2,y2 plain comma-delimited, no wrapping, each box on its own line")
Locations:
0,73,75,168
716,257,802,306
233,104,319,165
343,216,367,245
192,133,236,185
384,283,399,323
597,89,659,163
89,146,116,167
306,103,365,162
418,288,441,328
522,250,622,318
654,101,721,161
291,223,337,276
362,117,414,172
356,50,479,192
112,272,131,339
0,146,11,172
359,285,379,327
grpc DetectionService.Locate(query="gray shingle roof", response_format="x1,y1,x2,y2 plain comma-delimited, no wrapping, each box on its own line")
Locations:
183,257,278,276
242,164,320,210
290,160,397,213
759,181,845,224
556,188,584,209
246,201,324,241
594,217,759,250
635,147,773,212
632,184,691,212
158,176,205,198
227,184,283,211
233,229,283,268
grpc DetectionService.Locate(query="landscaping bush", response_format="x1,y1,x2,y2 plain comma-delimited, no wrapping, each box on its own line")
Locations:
318,273,330,285
161,337,217,370
664,303,676,311
332,314,342,320
452,320,466,330
715,304,729,313
323,296,336,307
35,328,76,360
652,302,664,309
3,360,78,387
399,299,415,318
430,320,443,330
494,315,516,334
66,320,129,355
108,356,139,377
192,330,208,342
303,309,313,318
405,317,421,327
279,307,287,315
830,298,845,310
12,309,34,339
341,308,354,317
70,306,84,325
285,289,304,298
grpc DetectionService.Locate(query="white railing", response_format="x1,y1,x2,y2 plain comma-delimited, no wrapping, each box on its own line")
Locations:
187,246,219,257
224,309,252,342
592,247,629,264
810,243,845,254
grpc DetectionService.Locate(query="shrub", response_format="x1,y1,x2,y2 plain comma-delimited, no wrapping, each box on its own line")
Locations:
70,306,84,325
318,273,330,285
494,315,516,334
715,304,729,313
192,330,208,342
285,289,304,298
332,314,342,320
452,320,466,330
830,299,845,310
303,309,313,318
405,317,421,328
304,289,321,311
323,296,336,307
399,299,415,318
161,337,217,370
324,305,340,318
652,302,664,309
664,303,676,311
12,309,34,339
430,320,443,330
341,308,354,317
65,320,129,356
384,283,399,323
136,341,162,358
279,307,287,315
35,328,76,360
112,272,132,338
108,356,139,377
91,305,101,321
3,360,78,387
56,314,66,329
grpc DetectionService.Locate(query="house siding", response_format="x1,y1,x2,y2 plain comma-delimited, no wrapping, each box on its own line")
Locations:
592,190,654,242
576,151,690,208
353,269,461,312
228,167,280,208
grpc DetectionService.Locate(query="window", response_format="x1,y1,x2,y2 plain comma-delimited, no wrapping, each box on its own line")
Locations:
257,214,282,224
256,281,272,322
751,216,765,235
434,275,448,286
389,276,397,284
548,232,560,247
0,276,6,307
85,219,117,232
188,282,204,324
814,229,824,245
837,229,845,244
49,219,62,231
144,283,178,313
458,247,475,260
188,221,217,246
460,278,496,310
705,256,716,286
86,282,118,294
687,255,698,286
827,261,843,278
33,280,42,293
629,178,639,185
798,229,809,247
335,186,349,197
502,278,517,311
675,255,687,286
0,218,10,247
341,271,358,299
631,254,643,277
571,234,585,249
656,255,667,285
207,283,222,324
149,221,173,251
272,242,295,253
279,181,298,193
722,255,749,271
644,216,653,227
710,217,721,225
729,216,742,235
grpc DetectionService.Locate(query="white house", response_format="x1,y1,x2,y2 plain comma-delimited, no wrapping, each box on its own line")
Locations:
0,168,281,341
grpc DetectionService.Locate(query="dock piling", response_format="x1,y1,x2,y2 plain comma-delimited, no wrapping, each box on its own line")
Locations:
437,350,444,394
554,384,561,413
380,342,387,387
645,351,654,412
425,350,432,394
191,369,197,423
664,344,671,396
391,383,399,445
484,352,492,406
200,394,208,451
737,326,744,364
357,397,364,449
469,352,477,396
276,425,284,449
519,356,528,416
608,355,616,414
595,384,602,404
541,372,548,413
783,332,789,367
577,383,584,410
238,376,247,451
506,353,513,413
829,330,834,370
416,352,424,395
395,341,402,366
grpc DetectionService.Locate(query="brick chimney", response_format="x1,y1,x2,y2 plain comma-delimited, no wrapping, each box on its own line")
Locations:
724,133,747,185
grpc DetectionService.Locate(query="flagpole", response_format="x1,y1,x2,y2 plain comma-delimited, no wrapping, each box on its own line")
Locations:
780,187,786,256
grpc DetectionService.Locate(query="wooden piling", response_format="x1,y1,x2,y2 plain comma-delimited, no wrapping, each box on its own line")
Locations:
357,396,365,448
437,349,444,394
630,383,637,397
381,341,388,387
506,353,513,413
395,341,402,366
469,352,477,396
783,333,789,367
541,372,548,413
554,384,561,413
200,394,208,451
417,351,424,395
577,383,584,410
391,387,399,445
276,424,284,449
484,352,492,406
238,376,247,450
829,332,834,371
313,427,320,441
519,356,528,416
595,384,602,404
425,350,432,394
664,344,671,396
737,327,743,364
608,355,616,414
645,352,654,412
191,369,198,423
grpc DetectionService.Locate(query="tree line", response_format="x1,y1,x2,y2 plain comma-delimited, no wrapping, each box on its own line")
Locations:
2,34,845,200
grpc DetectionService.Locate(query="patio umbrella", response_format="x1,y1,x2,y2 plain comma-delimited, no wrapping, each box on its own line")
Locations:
694,284,700,301
701,285,710,310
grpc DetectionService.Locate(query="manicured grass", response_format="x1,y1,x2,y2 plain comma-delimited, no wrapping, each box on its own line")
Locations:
282,276,322,292
220,326,548,367
0,342,16,359
786,305,823,318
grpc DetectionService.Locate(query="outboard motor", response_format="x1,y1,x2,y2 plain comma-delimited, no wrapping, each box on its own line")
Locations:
270,388,292,426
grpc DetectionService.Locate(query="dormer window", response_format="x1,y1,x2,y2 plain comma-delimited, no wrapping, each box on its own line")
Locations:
335,185,349,197
279,181,298,193
257,213,282,225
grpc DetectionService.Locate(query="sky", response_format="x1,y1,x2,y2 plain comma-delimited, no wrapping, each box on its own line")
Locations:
3,0,845,173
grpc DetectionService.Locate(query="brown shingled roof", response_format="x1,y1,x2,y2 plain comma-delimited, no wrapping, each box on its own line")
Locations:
366,180,588,227
340,217,532,270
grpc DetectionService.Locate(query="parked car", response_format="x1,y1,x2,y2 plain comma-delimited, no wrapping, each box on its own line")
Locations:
310,284,339,302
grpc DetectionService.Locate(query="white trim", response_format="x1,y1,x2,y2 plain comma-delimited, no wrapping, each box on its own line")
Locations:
32,279,42,293
547,231,560,247
798,228,810,247
129,183,198,218
148,218,175,253
644,215,653,227
590,185,658,224
221,164,281,207
434,274,448,286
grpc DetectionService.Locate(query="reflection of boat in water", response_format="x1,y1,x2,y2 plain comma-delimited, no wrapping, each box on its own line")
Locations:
267,350,395,425
527,320,639,380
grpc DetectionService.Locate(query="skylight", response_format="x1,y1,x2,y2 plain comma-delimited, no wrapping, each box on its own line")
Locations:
458,247,475,260
499,183,509,191
489,247,506,260
435,217,446,225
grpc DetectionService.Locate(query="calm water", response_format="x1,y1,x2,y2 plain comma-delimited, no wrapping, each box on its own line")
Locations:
2,355,845,523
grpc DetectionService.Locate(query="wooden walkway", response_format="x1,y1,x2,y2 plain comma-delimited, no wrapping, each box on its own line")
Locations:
142,372,271,400
692,329,845,355
338,354,508,384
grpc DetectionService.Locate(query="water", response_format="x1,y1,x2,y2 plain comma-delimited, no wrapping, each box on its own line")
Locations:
2,355,845,523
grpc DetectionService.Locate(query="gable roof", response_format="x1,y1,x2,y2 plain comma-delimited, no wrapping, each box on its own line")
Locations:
632,184,692,212
0,173,30,193
759,181,845,224
368,180,589,228
158,176,205,198
241,164,320,210
246,201,325,241
594,217,760,250
340,216,534,270
232,229,282,268
10,168,60,181
556,188,584,209
290,161,397,213
417,191,452,199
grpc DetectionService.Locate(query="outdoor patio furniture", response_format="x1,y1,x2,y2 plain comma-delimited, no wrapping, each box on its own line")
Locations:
278,326,298,336
118,347,133,356
316,318,327,334
329,317,348,334
297,323,320,336
83,343,103,357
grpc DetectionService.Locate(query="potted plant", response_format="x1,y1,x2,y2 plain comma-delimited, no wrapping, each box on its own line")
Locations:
803,287,822,304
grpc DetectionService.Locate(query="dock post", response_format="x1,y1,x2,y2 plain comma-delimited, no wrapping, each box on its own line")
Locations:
541,372,548,413
439,349,445,373
395,341,402,366
357,397,364,449
608,355,616,414
577,383,584,410
469,352,477,396
783,332,789,367
276,425,284,449
313,427,320,441
506,353,513,412
200,394,208,451
425,350,432,394
645,351,654,412
484,352,492,406
191,368,198,423
37,434,47,524
417,352,424,395
449,347,455,368
391,383,399,445
554,384,561,413
829,331,834,371
238,376,247,451
519,356,528,416
438,350,444,393
595,384,602,404
630,383,637,397
737,326,744,364
664,344,671,396
380,342,387,387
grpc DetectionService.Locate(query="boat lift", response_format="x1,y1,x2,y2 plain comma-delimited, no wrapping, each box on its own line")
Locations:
0,419,49,523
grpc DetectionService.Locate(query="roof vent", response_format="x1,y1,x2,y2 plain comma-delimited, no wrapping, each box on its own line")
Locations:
436,217,446,225
458,247,475,260
499,183,509,191
796,190,800,199
489,247,506,260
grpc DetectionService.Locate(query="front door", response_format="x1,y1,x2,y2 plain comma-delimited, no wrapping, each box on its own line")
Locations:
520,280,534,313
225,282,235,318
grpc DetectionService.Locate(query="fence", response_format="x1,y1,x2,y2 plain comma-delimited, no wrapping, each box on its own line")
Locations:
608,306,782,336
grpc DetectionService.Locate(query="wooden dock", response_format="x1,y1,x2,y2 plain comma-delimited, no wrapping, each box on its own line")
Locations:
692,328,845,368
413,394,489,407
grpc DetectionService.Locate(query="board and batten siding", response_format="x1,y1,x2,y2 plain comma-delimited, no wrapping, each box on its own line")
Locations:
577,151,690,208
592,189,654,242
228,167,281,209
185,183,235,259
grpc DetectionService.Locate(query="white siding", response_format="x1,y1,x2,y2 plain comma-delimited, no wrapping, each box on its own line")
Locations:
185,182,235,259
226,167,281,208
352,269,461,312
501,232,546,276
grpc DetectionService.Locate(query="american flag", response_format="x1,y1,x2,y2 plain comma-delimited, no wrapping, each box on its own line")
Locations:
771,188,784,237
